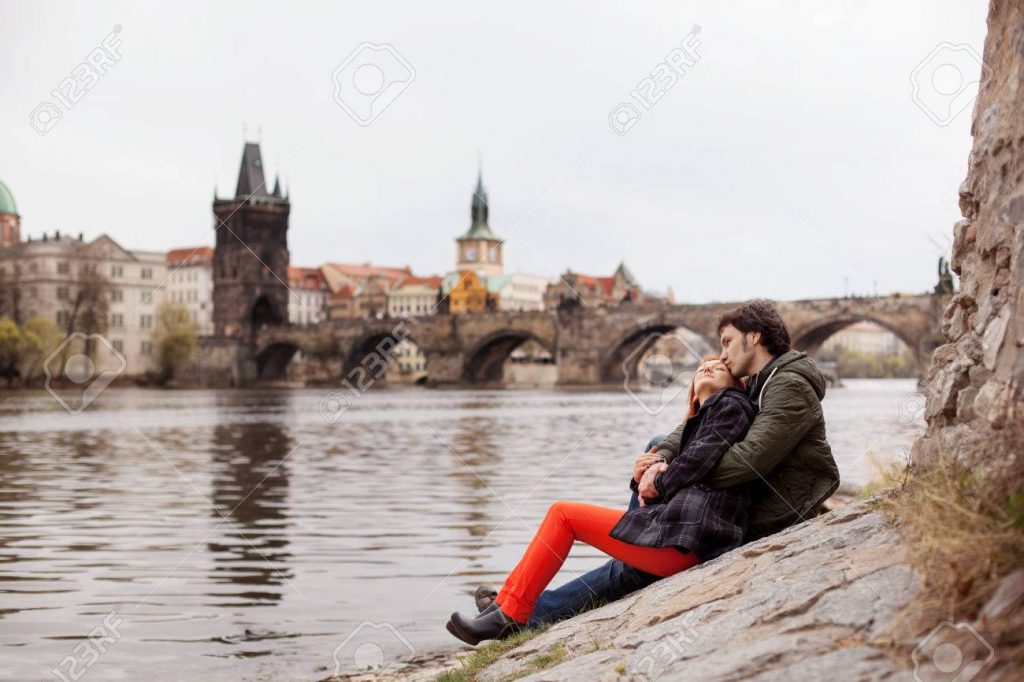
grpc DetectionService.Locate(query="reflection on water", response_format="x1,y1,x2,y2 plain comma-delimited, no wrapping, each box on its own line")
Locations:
208,417,293,606
0,380,922,681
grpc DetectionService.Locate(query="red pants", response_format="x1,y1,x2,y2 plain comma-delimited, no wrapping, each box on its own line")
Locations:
495,501,701,623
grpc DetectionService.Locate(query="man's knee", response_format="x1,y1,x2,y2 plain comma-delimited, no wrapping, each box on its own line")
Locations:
645,433,667,452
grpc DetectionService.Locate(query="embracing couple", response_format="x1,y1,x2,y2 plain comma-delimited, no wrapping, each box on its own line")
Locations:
445,300,841,645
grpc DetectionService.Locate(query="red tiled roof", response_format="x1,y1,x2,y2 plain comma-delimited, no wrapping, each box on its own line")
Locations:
288,266,327,290
326,262,413,280
396,274,443,289
332,283,356,298
572,273,618,298
167,246,214,266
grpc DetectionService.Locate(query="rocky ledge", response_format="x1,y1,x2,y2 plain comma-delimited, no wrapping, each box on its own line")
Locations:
461,500,921,680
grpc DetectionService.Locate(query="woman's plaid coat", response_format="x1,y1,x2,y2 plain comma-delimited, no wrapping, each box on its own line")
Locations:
609,387,756,561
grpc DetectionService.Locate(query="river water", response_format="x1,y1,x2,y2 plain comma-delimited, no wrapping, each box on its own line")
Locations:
0,379,922,681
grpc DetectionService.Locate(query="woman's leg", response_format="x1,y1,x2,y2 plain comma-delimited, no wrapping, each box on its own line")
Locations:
495,501,700,623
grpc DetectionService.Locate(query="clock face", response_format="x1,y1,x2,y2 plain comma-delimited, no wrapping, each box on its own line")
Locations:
464,244,478,261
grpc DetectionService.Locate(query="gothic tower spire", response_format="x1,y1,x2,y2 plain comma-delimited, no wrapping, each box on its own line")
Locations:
471,165,488,226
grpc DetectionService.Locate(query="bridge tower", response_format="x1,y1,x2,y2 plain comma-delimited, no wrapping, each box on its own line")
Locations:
455,165,503,278
212,141,291,339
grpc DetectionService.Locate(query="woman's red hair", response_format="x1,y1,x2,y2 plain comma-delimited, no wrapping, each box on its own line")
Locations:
684,354,745,419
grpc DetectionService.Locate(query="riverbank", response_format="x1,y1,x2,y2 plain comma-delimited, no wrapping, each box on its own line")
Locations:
339,488,1020,681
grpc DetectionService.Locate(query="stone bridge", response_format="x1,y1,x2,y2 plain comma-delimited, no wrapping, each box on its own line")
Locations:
246,293,947,386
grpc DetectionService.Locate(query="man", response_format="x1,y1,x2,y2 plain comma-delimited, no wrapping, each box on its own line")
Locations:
474,300,840,626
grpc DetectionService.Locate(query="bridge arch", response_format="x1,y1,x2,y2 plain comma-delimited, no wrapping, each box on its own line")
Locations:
463,329,555,384
790,314,921,363
342,326,424,383
600,322,715,384
255,342,302,382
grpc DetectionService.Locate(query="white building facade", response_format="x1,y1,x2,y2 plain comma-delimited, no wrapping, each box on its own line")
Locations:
387,283,437,318
491,273,551,312
287,267,329,325
166,247,214,336
0,232,167,376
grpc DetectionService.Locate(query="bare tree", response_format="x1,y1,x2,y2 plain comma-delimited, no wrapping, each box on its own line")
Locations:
64,266,110,360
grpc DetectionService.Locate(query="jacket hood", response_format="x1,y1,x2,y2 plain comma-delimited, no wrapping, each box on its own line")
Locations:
750,350,827,400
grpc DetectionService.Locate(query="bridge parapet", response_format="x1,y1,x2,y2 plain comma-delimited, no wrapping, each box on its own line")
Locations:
241,293,946,385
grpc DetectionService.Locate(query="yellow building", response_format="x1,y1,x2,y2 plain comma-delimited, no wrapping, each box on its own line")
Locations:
446,270,494,314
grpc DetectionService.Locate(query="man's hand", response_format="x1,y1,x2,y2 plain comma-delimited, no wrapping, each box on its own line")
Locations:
638,462,668,504
633,449,664,483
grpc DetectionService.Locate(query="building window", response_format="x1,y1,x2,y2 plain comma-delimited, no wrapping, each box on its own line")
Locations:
110,288,123,302
57,286,70,300
56,310,69,327
140,340,152,356
140,290,153,305
141,267,153,280
111,264,123,278
112,339,124,354
140,314,152,329
111,313,124,328
57,261,70,274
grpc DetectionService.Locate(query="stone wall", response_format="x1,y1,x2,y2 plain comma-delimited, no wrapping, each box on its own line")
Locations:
912,0,1024,491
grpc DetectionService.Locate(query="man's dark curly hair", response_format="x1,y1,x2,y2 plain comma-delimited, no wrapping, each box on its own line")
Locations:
716,300,792,356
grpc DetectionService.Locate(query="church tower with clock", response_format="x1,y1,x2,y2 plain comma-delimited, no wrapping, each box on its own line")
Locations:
455,167,503,278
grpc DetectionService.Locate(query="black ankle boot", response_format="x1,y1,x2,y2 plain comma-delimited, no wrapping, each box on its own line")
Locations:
446,606,524,646
474,585,497,612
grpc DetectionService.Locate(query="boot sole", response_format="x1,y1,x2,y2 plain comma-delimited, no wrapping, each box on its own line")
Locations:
446,616,481,646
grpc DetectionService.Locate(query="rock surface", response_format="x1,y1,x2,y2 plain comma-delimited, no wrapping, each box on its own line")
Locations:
911,0,1024,487
466,501,920,681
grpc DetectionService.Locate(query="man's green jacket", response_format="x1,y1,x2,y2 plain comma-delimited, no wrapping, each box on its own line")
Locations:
654,350,841,541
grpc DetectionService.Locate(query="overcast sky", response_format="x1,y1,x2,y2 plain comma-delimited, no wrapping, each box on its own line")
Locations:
3,1,989,302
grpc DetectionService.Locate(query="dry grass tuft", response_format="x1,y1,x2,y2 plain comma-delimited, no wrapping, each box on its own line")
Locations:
882,462,1024,628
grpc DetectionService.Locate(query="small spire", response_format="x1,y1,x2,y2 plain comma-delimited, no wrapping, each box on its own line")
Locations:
472,160,488,225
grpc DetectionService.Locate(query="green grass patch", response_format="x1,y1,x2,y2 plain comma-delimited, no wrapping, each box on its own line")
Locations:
506,642,566,680
434,626,549,682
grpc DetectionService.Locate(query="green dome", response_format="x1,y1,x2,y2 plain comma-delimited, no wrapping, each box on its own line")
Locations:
0,180,16,215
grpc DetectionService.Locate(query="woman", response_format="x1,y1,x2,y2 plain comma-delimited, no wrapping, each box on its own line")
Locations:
445,356,756,645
